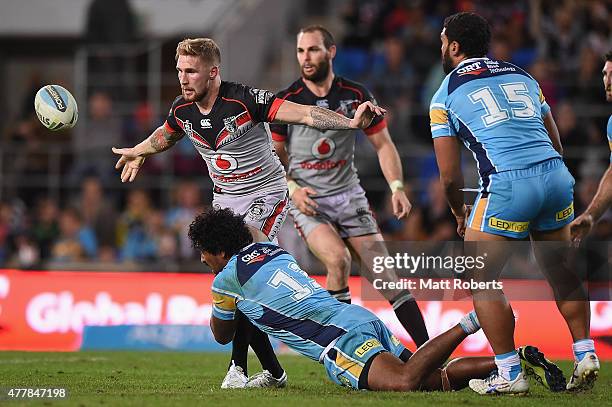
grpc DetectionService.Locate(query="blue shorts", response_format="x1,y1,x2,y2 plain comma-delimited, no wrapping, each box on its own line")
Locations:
468,158,575,239
322,320,409,390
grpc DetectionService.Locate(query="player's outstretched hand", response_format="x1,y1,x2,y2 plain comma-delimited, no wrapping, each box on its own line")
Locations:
570,213,593,246
112,147,146,183
292,186,318,216
350,102,386,129
392,190,412,219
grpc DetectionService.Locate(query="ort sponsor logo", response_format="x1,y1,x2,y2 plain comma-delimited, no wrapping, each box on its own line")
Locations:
311,137,335,159
457,62,486,76
25,291,211,334
200,118,212,128
210,154,238,174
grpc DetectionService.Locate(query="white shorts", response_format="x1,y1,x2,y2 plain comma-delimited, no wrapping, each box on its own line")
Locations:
290,184,379,239
212,189,289,241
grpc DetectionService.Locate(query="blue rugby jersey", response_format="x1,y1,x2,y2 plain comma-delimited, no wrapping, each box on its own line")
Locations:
211,242,378,361
430,57,561,192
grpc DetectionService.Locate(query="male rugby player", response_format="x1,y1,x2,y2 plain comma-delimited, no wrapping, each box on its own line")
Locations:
190,208,563,392
112,38,384,389
430,12,599,394
271,26,429,347
570,50,612,243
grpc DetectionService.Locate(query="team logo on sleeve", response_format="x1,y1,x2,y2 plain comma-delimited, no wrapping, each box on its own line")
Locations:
311,137,335,159
249,88,274,104
337,99,359,117
211,154,238,174
183,120,194,138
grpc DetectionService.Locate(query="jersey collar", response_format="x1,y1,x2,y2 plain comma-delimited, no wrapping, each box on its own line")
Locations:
456,57,490,69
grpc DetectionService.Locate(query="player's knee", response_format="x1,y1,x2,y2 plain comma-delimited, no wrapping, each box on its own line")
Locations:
323,251,351,276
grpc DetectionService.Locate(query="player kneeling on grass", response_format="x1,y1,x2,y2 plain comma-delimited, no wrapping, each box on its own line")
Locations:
189,208,564,392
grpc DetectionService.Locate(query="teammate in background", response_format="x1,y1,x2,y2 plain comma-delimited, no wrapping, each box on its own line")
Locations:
112,38,384,389
430,13,598,394
570,50,612,243
271,26,429,347
190,208,564,392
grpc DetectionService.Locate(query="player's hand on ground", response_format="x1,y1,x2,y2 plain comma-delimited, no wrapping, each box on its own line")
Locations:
292,186,318,216
453,204,472,238
570,213,593,246
350,102,386,129
112,147,146,183
391,190,412,219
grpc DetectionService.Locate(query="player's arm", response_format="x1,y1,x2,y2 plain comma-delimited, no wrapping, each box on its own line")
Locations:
433,136,468,237
543,111,563,155
112,125,185,182
273,139,318,215
368,128,412,219
210,316,237,345
273,99,386,130
571,164,612,243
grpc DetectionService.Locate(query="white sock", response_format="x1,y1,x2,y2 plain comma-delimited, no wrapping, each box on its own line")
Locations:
572,339,595,362
495,351,521,381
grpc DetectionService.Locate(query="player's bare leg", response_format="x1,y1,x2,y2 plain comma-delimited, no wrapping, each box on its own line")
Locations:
530,225,598,391
347,232,429,346
305,224,352,301
463,228,515,354
367,324,472,391
421,357,497,391
463,227,529,394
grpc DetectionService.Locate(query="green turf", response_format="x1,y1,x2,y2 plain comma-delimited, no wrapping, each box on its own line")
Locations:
0,352,608,406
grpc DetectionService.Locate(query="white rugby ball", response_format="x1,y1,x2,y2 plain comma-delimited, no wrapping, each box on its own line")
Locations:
34,85,78,131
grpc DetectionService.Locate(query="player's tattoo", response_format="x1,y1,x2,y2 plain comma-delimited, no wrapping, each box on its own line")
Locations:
310,106,351,130
150,126,184,152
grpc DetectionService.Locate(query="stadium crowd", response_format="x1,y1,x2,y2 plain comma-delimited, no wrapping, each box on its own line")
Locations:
0,0,610,269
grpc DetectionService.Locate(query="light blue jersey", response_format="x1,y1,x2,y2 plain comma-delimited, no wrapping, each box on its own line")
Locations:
430,57,560,192
211,242,378,362
430,57,574,238
607,115,612,163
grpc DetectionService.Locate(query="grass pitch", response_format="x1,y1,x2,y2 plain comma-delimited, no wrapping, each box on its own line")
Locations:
0,352,608,406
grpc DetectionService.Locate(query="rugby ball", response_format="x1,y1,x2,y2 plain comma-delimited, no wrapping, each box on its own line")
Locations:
34,85,78,131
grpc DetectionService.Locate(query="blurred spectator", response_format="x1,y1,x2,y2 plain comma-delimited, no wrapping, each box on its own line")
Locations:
72,176,118,257
31,198,60,261
165,181,205,260
121,209,178,262
52,207,98,262
418,178,458,241
69,91,122,185
116,189,154,250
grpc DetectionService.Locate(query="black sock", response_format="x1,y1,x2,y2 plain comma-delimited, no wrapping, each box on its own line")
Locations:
328,287,351,304
229,312,253,374
249,328,284,379
390,293,429,347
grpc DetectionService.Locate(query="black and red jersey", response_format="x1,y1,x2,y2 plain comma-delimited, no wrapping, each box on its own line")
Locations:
164,81,286,195
270,77,387,197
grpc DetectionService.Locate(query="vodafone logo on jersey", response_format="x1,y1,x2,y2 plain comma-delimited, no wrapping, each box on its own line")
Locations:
211,154,238,174
311,137,335,159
